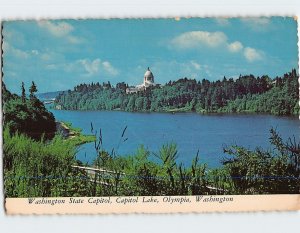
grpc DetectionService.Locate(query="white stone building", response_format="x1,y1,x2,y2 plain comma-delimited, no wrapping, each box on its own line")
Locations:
126,67,156,94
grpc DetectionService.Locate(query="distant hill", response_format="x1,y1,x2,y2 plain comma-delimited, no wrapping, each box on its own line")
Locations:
54,69,299,116
36,91,65,100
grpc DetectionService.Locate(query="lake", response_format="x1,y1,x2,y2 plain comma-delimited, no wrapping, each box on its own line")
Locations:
50,109,300,168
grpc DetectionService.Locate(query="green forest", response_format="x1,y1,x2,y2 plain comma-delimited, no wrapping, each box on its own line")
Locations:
3,82,56,139
2,70,300,197
3,83,95,197
54,69,299,116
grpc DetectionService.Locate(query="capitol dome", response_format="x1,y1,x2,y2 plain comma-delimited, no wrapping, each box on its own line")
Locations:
144,67,154,83
126,67,157,94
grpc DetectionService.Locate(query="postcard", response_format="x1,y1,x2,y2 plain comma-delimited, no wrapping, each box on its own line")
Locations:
2,17,299,214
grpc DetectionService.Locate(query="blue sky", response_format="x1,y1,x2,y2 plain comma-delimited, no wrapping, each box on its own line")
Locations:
3,17,298,94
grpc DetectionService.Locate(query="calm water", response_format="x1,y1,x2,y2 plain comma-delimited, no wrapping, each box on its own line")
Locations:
50,109,300,168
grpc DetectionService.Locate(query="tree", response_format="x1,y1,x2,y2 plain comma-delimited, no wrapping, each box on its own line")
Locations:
29,81,37,100
222,128,300,194
4,82,56,140
21,82,26,103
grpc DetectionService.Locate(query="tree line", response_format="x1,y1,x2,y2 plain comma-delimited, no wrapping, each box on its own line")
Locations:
54,69,299,116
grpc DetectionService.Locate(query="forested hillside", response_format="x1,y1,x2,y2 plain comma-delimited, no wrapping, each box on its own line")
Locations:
3,82,95,197
36,90,65,100
54,69,299,116
3,82,56,139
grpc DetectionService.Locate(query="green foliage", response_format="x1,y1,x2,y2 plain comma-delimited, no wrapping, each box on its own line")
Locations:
76,126,300,196
3,124,299,197
3,127,94,197
222,128,300,194
220,71,299,115
29,81,37,100
57,121,96,145
55,69,299,116
2,82,97,197
3,77,299,197
88,143,211,196
21,82,26,103
3,82,56,139
188,152,210,195
68,134,96,146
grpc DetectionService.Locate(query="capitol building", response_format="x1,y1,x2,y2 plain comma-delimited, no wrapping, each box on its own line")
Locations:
126,67,157,94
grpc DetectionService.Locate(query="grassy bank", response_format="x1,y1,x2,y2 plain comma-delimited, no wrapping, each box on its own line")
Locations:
3,127,95,197
3,124,299,197
57,121,96,146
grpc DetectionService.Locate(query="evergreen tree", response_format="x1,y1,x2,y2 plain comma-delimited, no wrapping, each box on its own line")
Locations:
21,82,26,103
3,82,56,139
29,81,37,100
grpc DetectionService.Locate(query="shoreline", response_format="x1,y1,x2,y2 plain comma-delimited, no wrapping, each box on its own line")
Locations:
56,121,95,146
52,108,299,118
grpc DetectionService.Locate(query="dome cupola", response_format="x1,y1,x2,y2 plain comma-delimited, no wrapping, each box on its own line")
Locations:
144,67,154,84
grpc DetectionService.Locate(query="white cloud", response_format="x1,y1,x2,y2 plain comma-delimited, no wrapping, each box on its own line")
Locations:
170,30,243,53
228,41,243,53
243,47,263,62
31,50,39,55
202,65,212,77
3,41,29,59
170,30,265,63
3,28,26,46
241,17,270,26
67,58,119,77
41,53,52,61
78,59,101,76
38,21,73,37
45,64,58,70
102,61,119,76
171,31,228,49
240,18,271,31
150,60,210,81
190,61,201,70
215,18,230,26
37,20,81,44
67,35,82,44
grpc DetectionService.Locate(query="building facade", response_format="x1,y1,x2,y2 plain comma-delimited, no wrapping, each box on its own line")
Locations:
126,67,156,94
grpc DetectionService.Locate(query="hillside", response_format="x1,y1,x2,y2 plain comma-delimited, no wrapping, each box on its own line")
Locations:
54,69,299,116
36,90,65,100
3,82,57,139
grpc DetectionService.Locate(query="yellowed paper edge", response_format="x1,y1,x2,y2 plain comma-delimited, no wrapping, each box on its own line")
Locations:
5,195,300,215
